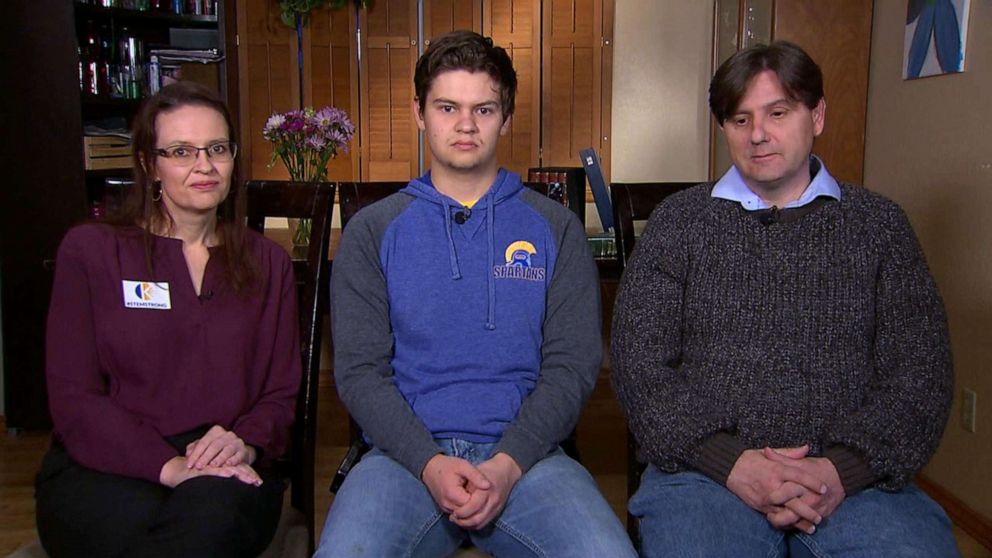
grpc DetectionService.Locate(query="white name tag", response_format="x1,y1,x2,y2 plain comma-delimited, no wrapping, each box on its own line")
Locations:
122,280,172,310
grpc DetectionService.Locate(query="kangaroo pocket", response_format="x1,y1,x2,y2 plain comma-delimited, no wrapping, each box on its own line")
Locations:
411,380,525,441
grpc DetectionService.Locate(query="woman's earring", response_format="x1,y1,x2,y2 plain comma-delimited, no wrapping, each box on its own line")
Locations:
152,181,162,202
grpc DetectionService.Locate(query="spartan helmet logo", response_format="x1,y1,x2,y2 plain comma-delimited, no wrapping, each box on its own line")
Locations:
504,241,537,267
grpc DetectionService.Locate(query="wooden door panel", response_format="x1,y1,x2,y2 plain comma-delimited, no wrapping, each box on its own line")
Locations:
544,43,596,166
503,47,537,174
548,0,596,37
542,0,611,191
489,0,536,38
486,0,541,176
367,0,415,35
421,0,483,170
239,0,297,180
360,0,419,180
365,48,414,159
237,0,616,185
310,5,359,180
774,0,873,185
425,0,482,37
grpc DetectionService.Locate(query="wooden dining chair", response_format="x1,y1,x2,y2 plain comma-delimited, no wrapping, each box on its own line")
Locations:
327,181,407,494
246,180,336,557
610,181,698,546
337,181,408,226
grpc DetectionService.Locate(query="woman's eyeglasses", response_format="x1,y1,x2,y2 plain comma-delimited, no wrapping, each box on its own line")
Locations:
154,141,238,165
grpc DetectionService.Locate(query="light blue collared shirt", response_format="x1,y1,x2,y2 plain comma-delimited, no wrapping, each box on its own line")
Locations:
711,156,841,210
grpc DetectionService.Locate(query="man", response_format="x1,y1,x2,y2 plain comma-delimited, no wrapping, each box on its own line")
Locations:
316,30,634,557
612,41,958,557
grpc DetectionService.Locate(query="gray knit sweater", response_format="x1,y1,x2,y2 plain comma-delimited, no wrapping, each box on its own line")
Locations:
611,183,952,494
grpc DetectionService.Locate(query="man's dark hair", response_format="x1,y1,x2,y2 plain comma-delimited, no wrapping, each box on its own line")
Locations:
709,41,823,124
414,30,517,122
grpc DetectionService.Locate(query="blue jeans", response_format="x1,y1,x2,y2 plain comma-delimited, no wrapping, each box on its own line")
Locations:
316,439,636,557
630,467,959,558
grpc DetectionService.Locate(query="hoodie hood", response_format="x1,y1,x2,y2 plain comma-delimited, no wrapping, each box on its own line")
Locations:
400,169,524,330
401,168,523,207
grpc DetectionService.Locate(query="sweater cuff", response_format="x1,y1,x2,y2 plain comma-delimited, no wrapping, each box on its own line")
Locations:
823,445,877,496
493,428,545,474
233,423,277,466
138,443,181,485
692,432,746,485
398,440,445,480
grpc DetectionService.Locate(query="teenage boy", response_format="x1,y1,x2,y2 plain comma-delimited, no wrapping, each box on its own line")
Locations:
316,30,634,557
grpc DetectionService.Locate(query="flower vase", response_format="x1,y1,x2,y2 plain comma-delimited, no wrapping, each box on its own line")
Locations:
263,104,355,252
291,217,312,247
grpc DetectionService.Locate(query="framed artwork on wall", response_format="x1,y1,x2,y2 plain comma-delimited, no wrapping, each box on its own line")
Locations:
904,0,971,79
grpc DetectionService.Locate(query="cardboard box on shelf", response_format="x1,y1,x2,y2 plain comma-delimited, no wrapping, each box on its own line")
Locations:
83,136,133,170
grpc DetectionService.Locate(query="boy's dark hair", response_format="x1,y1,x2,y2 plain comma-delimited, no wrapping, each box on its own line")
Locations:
709,41,823,124
414,30,517,121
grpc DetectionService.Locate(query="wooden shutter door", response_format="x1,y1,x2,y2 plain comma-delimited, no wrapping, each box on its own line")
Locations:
238,0,299,179
485,0,541,177
541,0,613,180
423,1,483,42
360,0,420,180
774,0,873,185
309,4,360,180
421,0,483,171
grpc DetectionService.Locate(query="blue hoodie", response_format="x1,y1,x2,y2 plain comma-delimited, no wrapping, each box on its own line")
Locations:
331,169,602,476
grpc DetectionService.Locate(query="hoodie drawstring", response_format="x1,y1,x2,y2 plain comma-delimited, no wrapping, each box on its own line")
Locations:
442,199,462,280
405,170,516,331
485,192,496,331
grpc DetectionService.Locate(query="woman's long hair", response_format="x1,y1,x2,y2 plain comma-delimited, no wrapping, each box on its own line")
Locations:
110,81,257,294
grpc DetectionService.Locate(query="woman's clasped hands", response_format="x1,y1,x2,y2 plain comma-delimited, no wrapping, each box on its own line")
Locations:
159,425,262,488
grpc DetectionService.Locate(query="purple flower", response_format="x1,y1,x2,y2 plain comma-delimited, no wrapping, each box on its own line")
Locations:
286,119,304,133
262,114,286,139
314,107,334,127
326,129,350,153
305,135,327,150
262,104,356,181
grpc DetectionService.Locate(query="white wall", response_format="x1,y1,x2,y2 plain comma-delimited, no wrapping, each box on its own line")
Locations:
610,0,713,182
864,0,992,519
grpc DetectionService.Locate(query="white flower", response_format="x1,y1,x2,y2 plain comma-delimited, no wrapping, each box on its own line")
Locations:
264,114,286,133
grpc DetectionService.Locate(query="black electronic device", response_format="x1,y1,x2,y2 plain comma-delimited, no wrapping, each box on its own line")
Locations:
580,148,613,232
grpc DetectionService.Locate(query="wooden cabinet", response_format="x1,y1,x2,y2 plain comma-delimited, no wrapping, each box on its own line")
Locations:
711,0,873,185
1,3,87,429
0,1,237,429
73,1,235,207
238,0,613,183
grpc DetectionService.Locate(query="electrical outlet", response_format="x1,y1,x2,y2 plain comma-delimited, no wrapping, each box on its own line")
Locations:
962,388,977,433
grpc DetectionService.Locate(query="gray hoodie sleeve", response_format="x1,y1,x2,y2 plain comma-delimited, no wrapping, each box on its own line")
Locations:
494,194,602,472
330,196,442,478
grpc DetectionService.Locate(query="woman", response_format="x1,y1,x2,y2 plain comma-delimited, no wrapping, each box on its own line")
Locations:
35,81,300,558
